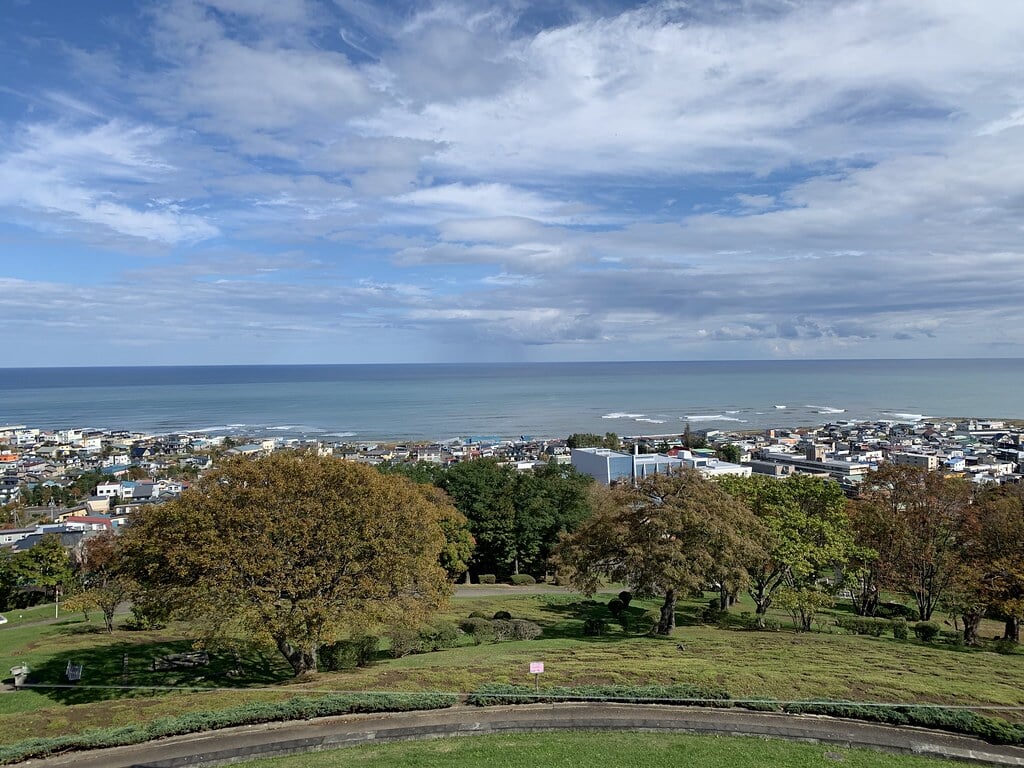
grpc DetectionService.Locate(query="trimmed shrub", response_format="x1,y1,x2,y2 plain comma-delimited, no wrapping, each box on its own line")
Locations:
941,629,964,647
876,602,917,620
491,619,514,641
607,598,625,617
618,590,632,607
582,617,608,636
510,574,536,585
762,618,781,632
892,618,908,641
913,621,941,642
319,635,379,670
509,619,542,640
468,610,490,619
493,610,512,620
458,617,496,644
385,627,421,658
467,683,730,708
640,610,661,633
835,616,889,637
992,638,1019,655
418,622,460,651
479,574,496,584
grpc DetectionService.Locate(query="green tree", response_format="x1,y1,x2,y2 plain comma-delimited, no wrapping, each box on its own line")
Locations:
719,474,857,627
12,534,73,601
716,444,742,463
556,471,764,635
120,452,456,676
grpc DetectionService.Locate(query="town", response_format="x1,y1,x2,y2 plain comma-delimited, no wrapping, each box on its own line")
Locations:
1,416,1022,557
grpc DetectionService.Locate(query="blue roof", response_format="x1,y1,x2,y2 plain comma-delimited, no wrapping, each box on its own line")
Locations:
101,464,131,474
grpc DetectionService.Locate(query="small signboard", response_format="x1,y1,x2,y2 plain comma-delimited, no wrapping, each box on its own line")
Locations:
530,661,544,674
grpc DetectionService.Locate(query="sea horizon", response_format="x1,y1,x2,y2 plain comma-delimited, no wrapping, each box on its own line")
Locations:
3,359,1022,442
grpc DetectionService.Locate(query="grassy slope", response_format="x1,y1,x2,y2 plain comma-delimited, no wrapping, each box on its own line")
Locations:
0,592,1020,744
229,732,957,768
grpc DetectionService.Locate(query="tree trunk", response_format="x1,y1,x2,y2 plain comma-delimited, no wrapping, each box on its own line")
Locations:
464,570,471,585
1004,617,1020,643
718,583,729,611
657,588,676,635
276,637,318,676
962,610,983,646
103,606,115,634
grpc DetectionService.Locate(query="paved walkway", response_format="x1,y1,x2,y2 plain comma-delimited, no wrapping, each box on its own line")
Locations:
26,703,1024,768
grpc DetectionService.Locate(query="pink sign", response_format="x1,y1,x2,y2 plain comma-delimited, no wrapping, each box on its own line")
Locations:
530,661,544,674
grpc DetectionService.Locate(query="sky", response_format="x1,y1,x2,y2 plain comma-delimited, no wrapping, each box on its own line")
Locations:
1,0,1023,366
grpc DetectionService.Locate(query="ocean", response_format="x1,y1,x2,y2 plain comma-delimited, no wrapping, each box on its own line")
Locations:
1,359,1021,442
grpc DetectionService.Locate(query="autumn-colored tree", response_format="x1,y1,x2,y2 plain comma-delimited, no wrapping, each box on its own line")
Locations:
555,471,764,635
955,484,1024,644
718,474,857,627
120,452,458,676
854,465,971,621
78,531,133,633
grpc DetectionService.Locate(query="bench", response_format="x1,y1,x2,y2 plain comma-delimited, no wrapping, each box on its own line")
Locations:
65,662,83,682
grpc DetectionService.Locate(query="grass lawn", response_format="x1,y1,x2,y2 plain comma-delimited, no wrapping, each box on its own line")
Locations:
229,732,959,768
0,591,1020,744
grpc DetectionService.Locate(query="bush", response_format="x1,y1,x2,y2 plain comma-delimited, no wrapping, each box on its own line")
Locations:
509,619,542,640
493,610,512,620
318,635,379,670
607,598,625,617
418,622,460,652
702,598,725,623
640,610,661,633
892,618,908,641
385,627,421,658
835,616,889,637
491,619,514,641
582,617,608,636
469,610,490,619
467,683,730,707
510,574,536,585
618,590,632,607
876,602,918,620
458,617,496,644
479,574,496,584
762,618,781,632
992,638,1019,655
941,629,964,647
913,621,941,642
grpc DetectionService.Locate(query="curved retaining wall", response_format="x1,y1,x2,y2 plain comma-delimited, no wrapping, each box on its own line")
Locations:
29,703,1024,768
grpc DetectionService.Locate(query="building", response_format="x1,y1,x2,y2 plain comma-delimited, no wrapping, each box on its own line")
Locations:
891,452,939,471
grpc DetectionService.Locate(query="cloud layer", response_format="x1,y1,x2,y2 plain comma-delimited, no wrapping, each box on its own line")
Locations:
0,0,1022,364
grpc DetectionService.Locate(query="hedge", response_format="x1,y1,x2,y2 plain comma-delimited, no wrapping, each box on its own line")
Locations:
467,683,730,707
0,692,457,765
465,684,1024,746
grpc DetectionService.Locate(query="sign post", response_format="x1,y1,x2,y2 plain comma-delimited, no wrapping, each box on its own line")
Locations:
529,661,544,694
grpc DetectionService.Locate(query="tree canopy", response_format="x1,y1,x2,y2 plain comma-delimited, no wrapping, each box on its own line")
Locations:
555,470,764,634
120,452,459,676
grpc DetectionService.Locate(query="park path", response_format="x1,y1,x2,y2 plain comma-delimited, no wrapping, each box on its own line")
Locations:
22,702,1024,768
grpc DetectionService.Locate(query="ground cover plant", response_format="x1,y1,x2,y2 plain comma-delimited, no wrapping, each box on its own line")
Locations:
227,732,962,768
1,589,1021,750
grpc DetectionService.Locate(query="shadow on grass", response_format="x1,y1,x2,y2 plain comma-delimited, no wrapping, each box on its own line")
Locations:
14,638,292,705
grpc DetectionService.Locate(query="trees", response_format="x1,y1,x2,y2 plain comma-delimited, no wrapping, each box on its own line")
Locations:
853,465,971,622
120,452,458,676
555,471,764,635
719,474,857,627
566,433,620,450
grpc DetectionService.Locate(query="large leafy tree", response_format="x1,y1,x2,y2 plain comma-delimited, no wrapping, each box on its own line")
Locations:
719,473,857,627
955,484,1024,643
854,465,971,621
120,452,457,676
555,471,764,635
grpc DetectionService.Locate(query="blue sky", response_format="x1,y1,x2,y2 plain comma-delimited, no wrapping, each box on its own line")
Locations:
1,0,1023,365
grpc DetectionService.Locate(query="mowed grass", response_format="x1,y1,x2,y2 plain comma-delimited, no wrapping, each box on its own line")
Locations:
230,731,959,768
0,591,1021,744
